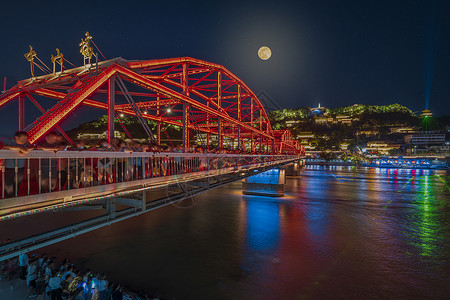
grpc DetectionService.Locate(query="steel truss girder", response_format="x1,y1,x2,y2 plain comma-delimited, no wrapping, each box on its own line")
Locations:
0,57,303,154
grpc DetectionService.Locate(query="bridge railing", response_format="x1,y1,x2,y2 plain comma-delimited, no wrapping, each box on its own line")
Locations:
0,150,295,199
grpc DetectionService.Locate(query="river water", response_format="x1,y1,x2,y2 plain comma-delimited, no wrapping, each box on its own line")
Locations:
40,166,450,299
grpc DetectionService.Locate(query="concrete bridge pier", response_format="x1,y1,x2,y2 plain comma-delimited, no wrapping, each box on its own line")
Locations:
242,167,286,197
285,158,305,176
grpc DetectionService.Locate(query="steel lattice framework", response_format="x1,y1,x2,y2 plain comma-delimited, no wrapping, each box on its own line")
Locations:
0,57,303,154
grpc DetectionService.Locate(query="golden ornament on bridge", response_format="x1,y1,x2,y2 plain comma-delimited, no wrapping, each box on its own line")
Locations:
24,45,37,77
51,48,64,74
79,31,94,64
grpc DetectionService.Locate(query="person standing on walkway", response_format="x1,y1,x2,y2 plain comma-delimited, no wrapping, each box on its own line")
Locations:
3,131,31,197
36,132,60,192
18,252,28,280
97,273,108,300
27,259,38,297
35,272,46,300
61,273,72,300
48,270,62,300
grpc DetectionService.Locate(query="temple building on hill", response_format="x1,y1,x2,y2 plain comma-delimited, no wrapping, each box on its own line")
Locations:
420,110,433,118
310,103,327,115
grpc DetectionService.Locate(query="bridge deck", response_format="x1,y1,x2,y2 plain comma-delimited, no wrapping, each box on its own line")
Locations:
0,151,297,261
0,151,295,219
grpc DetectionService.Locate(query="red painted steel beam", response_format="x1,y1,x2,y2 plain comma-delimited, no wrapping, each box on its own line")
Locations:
32,89,218,135
160,78,229,115
95,89,162,98
27,65,118,143
125,57,273,132
18,94,25,131
117,64,274,139
25,93,74,145
115,99,180,109
0,91,20,109
0,57,303,153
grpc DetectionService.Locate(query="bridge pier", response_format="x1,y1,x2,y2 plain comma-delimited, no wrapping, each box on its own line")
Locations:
242,167,285,197
285,159,305,176
105,199,116,218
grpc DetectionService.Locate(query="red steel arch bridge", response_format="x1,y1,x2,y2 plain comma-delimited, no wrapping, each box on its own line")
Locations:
0,56,304,260
0,57,302,155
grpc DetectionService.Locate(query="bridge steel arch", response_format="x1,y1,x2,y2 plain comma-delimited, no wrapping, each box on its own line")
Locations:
0,57,303,155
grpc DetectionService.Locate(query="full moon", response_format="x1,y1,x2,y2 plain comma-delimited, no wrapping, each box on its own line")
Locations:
258,46,271,60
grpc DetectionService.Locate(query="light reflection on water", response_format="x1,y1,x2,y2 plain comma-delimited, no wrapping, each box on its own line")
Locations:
41,167,450,299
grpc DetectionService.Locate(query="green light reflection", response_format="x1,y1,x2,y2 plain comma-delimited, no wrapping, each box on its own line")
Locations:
412,175,439,257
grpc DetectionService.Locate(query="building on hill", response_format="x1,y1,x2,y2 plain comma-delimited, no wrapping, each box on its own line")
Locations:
336,115,353,125
314,114,357,125
296,132,316,151
389,126,416,134
340,143,350,151
420,110,433,118
404,131,447,155
297,132,315,139
357,130,379,136
286,120,301,127
310,103,327,115
405,131,445,145
365,141,401,156
315,116,328,124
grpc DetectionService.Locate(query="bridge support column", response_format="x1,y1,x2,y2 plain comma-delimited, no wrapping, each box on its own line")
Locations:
218,117,223,150
182,103,189,152
18,94,25,131
285,159,302,176
237,127,241,151
242,167,285,197
107,76,115,148
142,190,147,210
157,121,161,146
259,134,262,153
156,102,161,146
105,199,116,218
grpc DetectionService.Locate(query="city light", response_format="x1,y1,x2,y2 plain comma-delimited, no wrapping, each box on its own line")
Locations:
167,108,172,113
120,113,124,117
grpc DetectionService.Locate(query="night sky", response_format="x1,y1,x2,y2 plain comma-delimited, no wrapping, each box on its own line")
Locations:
0,0,449,136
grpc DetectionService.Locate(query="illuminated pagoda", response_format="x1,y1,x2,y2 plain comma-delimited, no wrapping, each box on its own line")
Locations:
420,109,432,118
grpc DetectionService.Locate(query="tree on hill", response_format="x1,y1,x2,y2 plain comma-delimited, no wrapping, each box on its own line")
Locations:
66,115,182,140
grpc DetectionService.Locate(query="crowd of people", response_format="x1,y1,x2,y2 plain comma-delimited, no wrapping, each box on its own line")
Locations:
0,130,272,198
0,130,266,154
0,252,159,300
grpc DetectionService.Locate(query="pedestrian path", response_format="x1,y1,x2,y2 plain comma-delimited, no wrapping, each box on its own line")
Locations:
0,278,30,299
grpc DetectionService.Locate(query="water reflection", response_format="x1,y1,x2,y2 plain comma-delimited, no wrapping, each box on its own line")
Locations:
244,198,280,253
37,167,450,299
407,174,443,258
